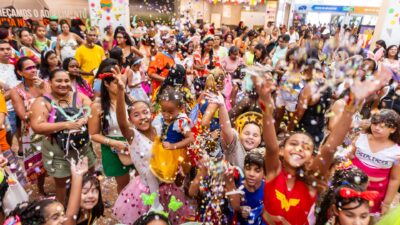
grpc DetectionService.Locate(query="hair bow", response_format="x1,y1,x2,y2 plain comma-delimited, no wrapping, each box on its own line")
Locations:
339,187,379,201
98,73,114,80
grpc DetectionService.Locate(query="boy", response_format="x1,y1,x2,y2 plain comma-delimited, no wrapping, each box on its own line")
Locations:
237,151,265,225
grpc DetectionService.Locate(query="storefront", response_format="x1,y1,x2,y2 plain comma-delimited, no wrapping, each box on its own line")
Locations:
292,4,380,27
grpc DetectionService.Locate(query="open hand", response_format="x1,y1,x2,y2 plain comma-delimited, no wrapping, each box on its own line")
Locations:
70,157,89,177
204,91,225,106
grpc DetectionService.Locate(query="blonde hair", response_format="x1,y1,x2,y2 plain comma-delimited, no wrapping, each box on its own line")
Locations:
204,68,225,93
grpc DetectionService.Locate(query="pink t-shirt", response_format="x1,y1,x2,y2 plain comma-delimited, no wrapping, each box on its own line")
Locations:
221,56,244,74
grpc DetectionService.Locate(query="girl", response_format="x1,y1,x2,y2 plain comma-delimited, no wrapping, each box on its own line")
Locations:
324,185,378,225
18,28,41,64
351,109,400,214
151,87,194,183
65,157,104,225
40,50,60,80
5,199,65,225
29,69,96,203
34,25,51,52
133,212,171,225
11,57,49,195
315,162,369,225
56,20,83,61
253,68,385,225
213,34,228,60
254,44,269,65
243,40,257,66
88,67,133,193
62,58,93,99
112,69,192,224
128,56,149,102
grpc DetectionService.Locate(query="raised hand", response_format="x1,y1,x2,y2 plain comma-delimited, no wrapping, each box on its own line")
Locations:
70,157,89,177
252,72,276,102
204,91,225,106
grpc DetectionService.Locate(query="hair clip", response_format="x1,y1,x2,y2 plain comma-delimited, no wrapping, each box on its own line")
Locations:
339,187,379,201
98,73,114,80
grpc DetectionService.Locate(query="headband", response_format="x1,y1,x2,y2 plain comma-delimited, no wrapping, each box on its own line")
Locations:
132,58,142,66
234,112,263,135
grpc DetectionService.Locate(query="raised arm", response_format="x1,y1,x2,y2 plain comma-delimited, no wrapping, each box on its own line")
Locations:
130,46,144,58
253,73,280,177
287,85,311,131
64,157,88,225
113,67,134,143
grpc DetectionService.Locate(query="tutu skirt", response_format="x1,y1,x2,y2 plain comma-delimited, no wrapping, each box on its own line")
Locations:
112,176,196,225
150,137,185,183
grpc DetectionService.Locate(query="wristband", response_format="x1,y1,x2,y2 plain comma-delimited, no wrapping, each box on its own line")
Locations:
105,137,110,146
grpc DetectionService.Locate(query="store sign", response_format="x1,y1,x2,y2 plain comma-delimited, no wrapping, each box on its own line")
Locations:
296,4,379,14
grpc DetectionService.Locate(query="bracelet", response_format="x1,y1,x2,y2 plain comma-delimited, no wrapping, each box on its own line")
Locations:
105,137,110,146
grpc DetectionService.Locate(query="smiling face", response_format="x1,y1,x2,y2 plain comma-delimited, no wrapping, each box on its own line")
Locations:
43,202,66,225
20,30,33,46
334,202,370,225
387,46,398,58
239,123,262,151
129,101,152,132
80,181,99,210
19,59,37,80
50,71,71,96
280,133,314,168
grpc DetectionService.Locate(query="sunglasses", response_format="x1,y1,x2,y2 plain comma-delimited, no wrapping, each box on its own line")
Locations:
24,65,37,71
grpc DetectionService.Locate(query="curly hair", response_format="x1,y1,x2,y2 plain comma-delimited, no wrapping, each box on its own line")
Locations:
7,199,60,225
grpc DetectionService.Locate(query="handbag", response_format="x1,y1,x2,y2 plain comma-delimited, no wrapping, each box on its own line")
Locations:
2,167,29,215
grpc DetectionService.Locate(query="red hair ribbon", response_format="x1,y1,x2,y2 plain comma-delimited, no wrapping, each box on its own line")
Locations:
98,73,114,80
339,187,379,201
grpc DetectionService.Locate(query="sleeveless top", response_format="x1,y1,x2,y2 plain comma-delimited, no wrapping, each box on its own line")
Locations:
106,109,123,137
297,87,332,145
263,167,315,225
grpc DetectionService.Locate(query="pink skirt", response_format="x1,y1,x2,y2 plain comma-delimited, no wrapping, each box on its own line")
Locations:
112,176,195,224
352,157,390,213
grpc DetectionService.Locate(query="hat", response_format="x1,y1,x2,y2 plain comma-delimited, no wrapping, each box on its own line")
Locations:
234,112,263,135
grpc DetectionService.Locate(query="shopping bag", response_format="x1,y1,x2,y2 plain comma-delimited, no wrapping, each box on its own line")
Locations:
2,167,29,215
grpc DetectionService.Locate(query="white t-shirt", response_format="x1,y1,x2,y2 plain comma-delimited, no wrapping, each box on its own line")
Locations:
286,31,299,44
0,63,21,111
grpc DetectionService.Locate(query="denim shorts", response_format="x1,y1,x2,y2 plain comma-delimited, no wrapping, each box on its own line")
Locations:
6,110,18,136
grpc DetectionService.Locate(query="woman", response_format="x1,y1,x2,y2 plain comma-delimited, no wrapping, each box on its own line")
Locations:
56,20,83,61
243,40,257,66
382,45,399,75
29,69,96,203
115,30,143,67
193,36,221,94
221,46,244,109
102,25,114,55
253,43,269,65
39,49,60,80
223,32,234,49
265,26,280,56
18,28,41,64
11,57,50,195
213,34,228,60
63,57,94,99
139,34,156,72
88,65,133,193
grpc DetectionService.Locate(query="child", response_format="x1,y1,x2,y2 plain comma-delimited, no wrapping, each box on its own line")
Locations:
351,109,400,214
236,151,265,225
254,70,384,225
128,56,149,102
65,157,104,225
325,185,378,225
5,199,66,224
151,87,194,183
133,212,172,225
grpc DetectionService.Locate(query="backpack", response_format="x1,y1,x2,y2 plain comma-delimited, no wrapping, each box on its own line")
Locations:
44,92,90,152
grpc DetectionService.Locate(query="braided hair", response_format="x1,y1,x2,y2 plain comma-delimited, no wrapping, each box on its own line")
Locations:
201,36,215,70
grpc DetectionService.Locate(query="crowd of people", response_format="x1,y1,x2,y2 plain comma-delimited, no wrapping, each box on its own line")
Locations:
0,15,399,225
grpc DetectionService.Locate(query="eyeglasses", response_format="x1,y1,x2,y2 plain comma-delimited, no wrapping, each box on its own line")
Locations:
24,65,37,71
